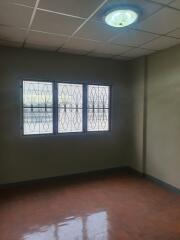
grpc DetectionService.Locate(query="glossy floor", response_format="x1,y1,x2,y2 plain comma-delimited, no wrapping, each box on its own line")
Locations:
0,171,180,240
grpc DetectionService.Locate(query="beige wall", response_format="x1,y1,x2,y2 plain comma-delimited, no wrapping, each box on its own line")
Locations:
127,58,145,173
130,45,180,189
0,46,134,184
146,45,180,189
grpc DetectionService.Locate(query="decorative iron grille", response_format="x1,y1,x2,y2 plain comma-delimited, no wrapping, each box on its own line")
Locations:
23,81,53,135
87,85,110,131
22,81,111,135
58,83,83,133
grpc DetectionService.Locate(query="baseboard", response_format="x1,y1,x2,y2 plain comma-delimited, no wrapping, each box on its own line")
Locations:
145,174,180,194
1,166,179,194
0,166,130,189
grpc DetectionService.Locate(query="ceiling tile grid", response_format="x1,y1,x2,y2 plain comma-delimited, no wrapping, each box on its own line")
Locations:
31,10,84,35
0,2,33,28
25,30,68,48
0,0,36,7
0,0,180,60
38,0,104,18
142,36,180,50
61,37,104,52
109,29,159,47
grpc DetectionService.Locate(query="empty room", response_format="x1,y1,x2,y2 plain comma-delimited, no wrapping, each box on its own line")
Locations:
0,0,180,239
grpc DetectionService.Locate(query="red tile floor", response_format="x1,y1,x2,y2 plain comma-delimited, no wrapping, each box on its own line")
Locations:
0,171,180,240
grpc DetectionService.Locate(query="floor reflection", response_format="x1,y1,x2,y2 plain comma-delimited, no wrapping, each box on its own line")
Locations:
23,211,108,240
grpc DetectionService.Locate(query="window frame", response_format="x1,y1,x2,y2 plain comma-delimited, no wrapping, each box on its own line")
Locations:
20,79,112,136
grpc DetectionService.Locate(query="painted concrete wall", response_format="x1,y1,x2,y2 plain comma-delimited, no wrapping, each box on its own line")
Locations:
127,58,145,173
129,45,180,189
1,45,179,188
0,46,135,184
147,45,180,189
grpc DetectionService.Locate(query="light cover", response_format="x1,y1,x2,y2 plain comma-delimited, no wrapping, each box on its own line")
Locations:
105,9,138,28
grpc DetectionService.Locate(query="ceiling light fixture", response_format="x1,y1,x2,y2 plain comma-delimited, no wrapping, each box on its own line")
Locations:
105,8,138,28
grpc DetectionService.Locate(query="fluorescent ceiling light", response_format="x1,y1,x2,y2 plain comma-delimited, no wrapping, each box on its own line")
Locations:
105,9,138,28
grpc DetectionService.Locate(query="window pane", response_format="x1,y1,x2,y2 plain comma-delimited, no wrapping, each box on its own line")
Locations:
23,108,53,135
23,81,53,135
58,108,82,133
58,83,83,133
88,108,109,131
23,81,53,107
58,83,82,108
88,85,110,131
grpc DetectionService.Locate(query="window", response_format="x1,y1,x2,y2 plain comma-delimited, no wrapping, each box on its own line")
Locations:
23,81,53,135
22,81,110,135
58,83,83,133
88,85,110,131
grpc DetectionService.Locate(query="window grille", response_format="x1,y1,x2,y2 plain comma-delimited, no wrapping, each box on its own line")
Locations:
58,83,83,133
22,81,110,135
23,81,53,135
87,85,110,131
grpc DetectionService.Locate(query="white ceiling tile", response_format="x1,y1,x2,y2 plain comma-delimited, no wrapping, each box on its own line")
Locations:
169,0,180,10
0,39,22,47
88,52,114,58
1,0,36,7
59,48,89,55
136,7,180,34
32,10,84,35
167,28,180,38
142,36,180,50
151,0,172,4
75,21,120,42
38,0,104,18
26,31,68,48
110,29,158,47
0,3,33,28
92,0,162,23
122,48,154,58
112,55,132,60
25,43,59,51
93,43,131,55
63,38,103,51
0,26,26,42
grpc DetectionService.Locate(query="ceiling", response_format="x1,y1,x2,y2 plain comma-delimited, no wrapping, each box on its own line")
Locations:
0,0,180,60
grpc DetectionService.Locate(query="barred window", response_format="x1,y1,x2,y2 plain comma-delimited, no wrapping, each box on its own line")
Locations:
58,83,83,133
23,81,53,135
87,85,110,131
22,81,110,135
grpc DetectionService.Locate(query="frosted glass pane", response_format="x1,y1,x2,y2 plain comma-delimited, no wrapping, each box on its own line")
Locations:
23,108,53,135
58,83,83,133
23,81,53,135
88,85,110,131
58,83,82,108
23,81,53,107
88,109,109,131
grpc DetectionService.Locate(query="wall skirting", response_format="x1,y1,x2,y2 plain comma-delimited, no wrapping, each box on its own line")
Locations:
0,166,179,194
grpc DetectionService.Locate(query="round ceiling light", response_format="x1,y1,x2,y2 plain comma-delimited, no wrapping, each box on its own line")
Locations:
105,9,138,28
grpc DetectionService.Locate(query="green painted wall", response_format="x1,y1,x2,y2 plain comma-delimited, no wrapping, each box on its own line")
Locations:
1,44,179,188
